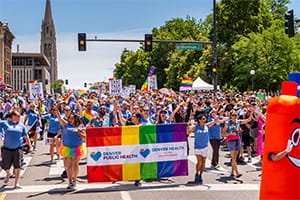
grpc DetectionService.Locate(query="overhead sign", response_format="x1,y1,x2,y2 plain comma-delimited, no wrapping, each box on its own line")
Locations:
176,44,202,50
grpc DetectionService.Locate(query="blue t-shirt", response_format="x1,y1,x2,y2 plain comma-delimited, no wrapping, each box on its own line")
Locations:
0,120,27,149
44,114,60,134
194,124,209,149
62,124,83,147
208,116,222,139
26,110,40,126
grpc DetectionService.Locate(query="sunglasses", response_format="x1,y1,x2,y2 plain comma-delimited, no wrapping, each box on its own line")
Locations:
143,110,149,112
64,109,71,111
231,114,238,117
201,118,206,120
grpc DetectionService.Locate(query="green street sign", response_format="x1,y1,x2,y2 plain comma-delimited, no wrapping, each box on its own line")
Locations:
175,44,202,50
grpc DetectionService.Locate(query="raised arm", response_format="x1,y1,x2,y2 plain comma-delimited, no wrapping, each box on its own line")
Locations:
54,110,67,127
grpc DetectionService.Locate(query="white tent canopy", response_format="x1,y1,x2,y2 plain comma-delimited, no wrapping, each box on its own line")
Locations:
192,77,215,90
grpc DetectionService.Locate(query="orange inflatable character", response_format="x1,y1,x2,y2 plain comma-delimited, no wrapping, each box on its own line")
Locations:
260,81,300,200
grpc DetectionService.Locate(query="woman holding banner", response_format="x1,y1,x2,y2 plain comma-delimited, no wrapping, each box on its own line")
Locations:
54,111,86,189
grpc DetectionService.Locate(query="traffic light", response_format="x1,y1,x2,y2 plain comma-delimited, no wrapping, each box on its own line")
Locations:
84,82,87,87
205,64,212,77
78,33,86,51
284,10,294,37
144,34,152,52
65,79,68,85
212,64,217,76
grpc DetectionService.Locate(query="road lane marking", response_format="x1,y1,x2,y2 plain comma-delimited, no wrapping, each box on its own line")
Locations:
0,183,260,194
120,191,132,200
0,194,6,200
49,159,65,175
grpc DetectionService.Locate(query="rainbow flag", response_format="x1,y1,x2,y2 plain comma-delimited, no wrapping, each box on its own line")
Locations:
109,96,115,102
180,78,193,88
88,91,98,99
38,99,46,114
86,123,188,183
72,89,87,96
82,110,96,125
166,96,174,103
141,67,155,92
64,93,76,105
150,90,158,96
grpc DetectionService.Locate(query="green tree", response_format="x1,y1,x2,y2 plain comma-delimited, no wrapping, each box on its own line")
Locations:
50,81,63,94
232,24,300,91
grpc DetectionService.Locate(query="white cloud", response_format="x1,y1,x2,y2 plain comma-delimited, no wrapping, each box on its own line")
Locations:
12,30,143,90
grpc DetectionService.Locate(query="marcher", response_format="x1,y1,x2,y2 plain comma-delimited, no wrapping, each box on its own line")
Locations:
55,111,86,189
188,111,223,184
0,111,32,188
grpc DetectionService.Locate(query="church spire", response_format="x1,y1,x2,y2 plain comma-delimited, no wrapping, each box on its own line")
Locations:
41,0,58,82
44,0,53,24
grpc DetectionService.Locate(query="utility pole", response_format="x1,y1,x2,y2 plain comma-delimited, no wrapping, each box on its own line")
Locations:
213,0,218,90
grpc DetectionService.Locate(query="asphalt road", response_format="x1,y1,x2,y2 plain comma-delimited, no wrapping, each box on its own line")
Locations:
0,128,261,200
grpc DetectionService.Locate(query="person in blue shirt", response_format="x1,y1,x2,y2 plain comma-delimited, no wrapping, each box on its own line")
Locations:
87,105,112,127
208,109,226,168
55,111,86,190
24,103,41,151
42,106,61,162
0,111,32,189
188,112,222,184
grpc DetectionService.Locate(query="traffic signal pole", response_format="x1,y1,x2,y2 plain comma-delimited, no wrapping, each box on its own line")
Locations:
212,0,218,90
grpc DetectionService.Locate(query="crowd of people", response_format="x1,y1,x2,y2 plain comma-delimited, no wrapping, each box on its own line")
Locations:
0,89,274,189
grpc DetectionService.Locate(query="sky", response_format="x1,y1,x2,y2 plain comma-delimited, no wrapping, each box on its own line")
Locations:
0,0,299,89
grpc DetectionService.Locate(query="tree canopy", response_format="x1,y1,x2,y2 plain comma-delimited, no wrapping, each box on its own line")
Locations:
113,0,299,91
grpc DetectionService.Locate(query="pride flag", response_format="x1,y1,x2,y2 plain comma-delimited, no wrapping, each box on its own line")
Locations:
86,123,188,183
82,110,96,125
166,96,174,103
88,91,98,99
180,78,193,88
64,93,76,105
0,84,6,89
141,67,155,92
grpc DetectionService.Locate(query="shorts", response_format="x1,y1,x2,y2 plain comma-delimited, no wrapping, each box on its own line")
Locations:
1,147,23,170
228,140,241,151
194,147,208,157
242,132,252,147
47,132,57,138
250,127,258,138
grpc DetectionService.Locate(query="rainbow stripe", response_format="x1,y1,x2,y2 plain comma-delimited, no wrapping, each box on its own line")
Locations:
141,67,155,92
109,96,115,102
180,78,193,88
166,96,174,103
82,110,96,125
28,80,42,83
86,123,188,183
64,93,76,105
88,91,98,99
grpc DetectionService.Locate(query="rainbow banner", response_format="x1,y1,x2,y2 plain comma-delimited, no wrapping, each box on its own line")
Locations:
86,123,188,183
88,91,98,99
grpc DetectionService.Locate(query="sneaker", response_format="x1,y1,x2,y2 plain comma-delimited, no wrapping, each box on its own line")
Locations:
236,174,242,178
194,174,202,184
14,184,22,189
3,176,9,186
134,180,141,187
39,136,43,141
33,146,37,151
61,170,67,178
66,182,74,189
72,181,76,188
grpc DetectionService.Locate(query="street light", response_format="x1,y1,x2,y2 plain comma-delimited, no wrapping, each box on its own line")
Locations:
250,70,255,91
